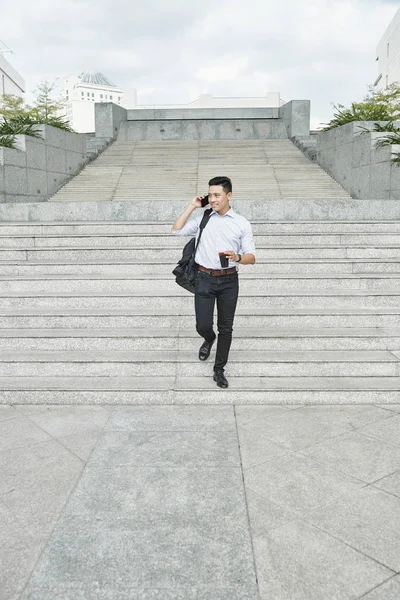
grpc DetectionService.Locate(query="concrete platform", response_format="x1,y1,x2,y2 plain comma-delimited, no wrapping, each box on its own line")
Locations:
2,404,400,599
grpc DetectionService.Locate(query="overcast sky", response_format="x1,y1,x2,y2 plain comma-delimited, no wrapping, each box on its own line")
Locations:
1,0,399,128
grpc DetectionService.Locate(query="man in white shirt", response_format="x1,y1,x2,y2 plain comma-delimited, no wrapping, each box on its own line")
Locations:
171,176,256,389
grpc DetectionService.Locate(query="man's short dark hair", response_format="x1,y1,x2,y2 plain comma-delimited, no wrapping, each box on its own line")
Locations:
208,176,232,194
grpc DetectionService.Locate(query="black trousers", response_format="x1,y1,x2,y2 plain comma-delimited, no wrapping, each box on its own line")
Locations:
194,270,239,371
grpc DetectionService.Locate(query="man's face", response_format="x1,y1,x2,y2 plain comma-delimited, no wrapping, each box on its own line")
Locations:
208,185,232,213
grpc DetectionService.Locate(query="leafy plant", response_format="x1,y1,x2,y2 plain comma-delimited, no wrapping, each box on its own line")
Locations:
29,80,72,130
392,153,400,165
0,80,75,133
31,113,74,132
365,122,400,133
321,103,394,131
374,132,400,148
321,82,400,131
0,117,43,138
0,94,27,119
0,134,16,148
363,83,400,117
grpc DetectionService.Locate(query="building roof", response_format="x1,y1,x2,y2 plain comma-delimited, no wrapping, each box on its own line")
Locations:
80,72,116,87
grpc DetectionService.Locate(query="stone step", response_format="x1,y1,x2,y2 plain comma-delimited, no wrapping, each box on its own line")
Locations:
3,271,400,281
57,177,343,184
0,307,398,328
0,350,398,377
1,327,399,351
1,232,400,249
50,139,350,202
2,246,400,261
2,221,400,235
0,376,399,407
0,259,398,275
62,172,341,180
2,275,400,293
1,289,400,309
2,199,399,221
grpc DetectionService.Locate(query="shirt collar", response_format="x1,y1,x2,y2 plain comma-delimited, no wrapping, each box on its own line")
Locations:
211,207,235,218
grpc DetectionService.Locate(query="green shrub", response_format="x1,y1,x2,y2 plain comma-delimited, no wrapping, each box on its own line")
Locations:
0,135,16,148
321,82,400,131
0,80,75,133
374,132,400,148
367,121,400,133
321,103,394,131
0,117,43,138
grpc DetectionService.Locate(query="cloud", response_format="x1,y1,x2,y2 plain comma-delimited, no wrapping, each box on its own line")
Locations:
196,59,249,84
2,0,399,127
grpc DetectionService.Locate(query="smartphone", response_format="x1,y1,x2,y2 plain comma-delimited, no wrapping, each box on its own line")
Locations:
201,194,209,207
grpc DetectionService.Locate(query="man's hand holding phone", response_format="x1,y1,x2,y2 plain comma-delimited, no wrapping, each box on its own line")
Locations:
191,194,209,208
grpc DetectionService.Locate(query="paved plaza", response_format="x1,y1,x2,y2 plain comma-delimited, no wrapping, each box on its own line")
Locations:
1,403,400,599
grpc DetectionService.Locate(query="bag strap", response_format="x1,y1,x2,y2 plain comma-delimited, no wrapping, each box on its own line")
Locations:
194,208,212,255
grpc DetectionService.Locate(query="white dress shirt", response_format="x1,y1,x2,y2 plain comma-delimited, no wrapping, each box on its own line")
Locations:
172,207,256,270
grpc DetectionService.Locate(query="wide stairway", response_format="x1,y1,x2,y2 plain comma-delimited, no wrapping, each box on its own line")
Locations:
0,218,400,404
50,140,350,202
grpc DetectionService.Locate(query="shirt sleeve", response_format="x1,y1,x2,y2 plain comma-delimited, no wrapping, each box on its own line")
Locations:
241,222,256,256
171,212,202,236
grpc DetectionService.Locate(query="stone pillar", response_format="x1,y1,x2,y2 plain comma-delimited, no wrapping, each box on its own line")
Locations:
95,103,128,139
279,100,311,138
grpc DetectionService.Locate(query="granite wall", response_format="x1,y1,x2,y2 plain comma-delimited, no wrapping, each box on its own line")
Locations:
95,101,311,142
117,118,288,141
0,125,90,204
316,121,400,199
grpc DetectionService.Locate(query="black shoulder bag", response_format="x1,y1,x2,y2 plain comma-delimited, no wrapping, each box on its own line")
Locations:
172,208,213,294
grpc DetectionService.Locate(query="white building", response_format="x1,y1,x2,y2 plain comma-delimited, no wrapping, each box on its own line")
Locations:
60,72,137,133
0,44,25,98
375,7,400,88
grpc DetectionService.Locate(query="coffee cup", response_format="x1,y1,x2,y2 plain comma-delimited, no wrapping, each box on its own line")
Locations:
219,252,229,269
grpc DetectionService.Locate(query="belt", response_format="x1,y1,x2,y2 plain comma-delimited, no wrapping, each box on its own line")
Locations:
198,265,238,277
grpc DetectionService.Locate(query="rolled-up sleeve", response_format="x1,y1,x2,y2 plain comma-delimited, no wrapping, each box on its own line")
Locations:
171,214,201,236
241,222,256,256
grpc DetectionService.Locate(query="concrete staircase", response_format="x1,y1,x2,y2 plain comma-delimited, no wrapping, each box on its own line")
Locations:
50,140,350,202
0,219,400,404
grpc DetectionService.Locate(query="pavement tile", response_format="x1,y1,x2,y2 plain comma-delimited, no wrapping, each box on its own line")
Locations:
4,402,400,600
0,439,84,536
237,404,392,452
290,404,396,429
88,430,241,467
20,584,258,599
245,487,297,536
299,431,400,483
57,428,106,462
361,575,400,599
0,415,52,452
357,414,400,448
252,517,392,600
0,404,18,421
0,500,44,600
244,450,364,517
303,486,400,571
234,404,295,426
104,405,235,431
372,470,400,499
237,424,291,469
377,404,400,414
20,465,258,597
23,405,110,438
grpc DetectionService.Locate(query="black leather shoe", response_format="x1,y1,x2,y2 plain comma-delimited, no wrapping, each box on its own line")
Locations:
213,370,229,389
198,337,215,361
